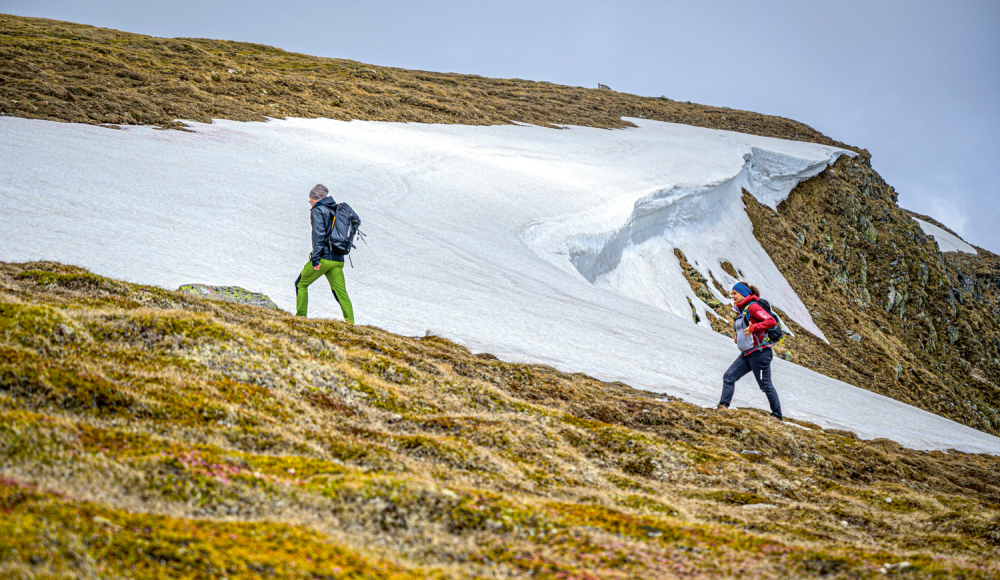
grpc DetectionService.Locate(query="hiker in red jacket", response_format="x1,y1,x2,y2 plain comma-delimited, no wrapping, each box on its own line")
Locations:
717,281,783,420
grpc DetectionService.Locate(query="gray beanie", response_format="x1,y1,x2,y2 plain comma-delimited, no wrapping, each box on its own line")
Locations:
309,184,329,200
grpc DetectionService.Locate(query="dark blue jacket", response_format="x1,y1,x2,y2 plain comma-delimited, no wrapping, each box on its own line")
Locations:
310,197,347,266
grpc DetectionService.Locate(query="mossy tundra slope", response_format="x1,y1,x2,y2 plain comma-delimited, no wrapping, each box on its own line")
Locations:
2,261,1000,579
3,12,1000,578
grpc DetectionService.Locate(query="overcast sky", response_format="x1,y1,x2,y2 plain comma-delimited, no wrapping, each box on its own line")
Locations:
4,0,999,253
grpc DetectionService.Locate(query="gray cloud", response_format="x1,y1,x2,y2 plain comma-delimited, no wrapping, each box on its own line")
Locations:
3,0,997,251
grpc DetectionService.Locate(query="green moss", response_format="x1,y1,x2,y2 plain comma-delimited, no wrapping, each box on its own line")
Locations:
444,491,547,535
547,502,687,544
0,302,65,342
357,354,418,385
303,387,355,416
0,408,78,463
666,440,725,464
14,269,118,292
0,347,140,416
0,479,437,579
832,485,929,514
522,466,581,488
560,413,604,431
211,378,292,421
693,489,773,506
559,419,659,468
72,424,357,504
616,494,678,516
621,454,657,477
395,434,483,472
605,473,655,493
347,376,419,414
94,310,236,345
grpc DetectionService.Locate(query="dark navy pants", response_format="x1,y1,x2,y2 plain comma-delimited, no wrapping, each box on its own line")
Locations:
720,348,782,419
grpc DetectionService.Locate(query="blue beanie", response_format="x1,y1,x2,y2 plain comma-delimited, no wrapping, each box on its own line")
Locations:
732,282,753,298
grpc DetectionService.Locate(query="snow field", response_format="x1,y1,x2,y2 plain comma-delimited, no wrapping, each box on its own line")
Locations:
913,217,978,254
1,115,997,454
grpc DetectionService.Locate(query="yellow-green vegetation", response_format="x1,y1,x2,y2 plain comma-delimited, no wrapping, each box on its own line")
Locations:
2,260,999,578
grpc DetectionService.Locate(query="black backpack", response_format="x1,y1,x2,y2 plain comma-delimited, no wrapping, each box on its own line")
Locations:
327,203,362,255
742,298,785,345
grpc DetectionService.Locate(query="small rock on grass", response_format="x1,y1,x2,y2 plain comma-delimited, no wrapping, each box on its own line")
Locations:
178,283,279,310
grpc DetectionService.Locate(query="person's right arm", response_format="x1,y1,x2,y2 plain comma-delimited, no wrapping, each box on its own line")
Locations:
746,304,776,335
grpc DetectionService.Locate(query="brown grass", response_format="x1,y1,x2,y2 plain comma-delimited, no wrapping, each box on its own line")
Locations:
1,12,857,154
1,260,999,578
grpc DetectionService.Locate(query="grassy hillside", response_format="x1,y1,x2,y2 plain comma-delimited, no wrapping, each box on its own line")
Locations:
0,13,854,147
2,261,999,579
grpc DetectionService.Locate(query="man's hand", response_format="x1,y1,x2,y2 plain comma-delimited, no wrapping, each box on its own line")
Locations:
743,324,754,337
313,264,321,271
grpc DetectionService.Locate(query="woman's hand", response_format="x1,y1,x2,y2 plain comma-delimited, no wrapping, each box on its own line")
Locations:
743,324,754,337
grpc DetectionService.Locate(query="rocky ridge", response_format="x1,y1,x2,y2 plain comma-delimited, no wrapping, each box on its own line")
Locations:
739,158,1000,435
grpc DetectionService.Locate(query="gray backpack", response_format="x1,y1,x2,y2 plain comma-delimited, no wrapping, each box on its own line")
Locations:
327,203,362,255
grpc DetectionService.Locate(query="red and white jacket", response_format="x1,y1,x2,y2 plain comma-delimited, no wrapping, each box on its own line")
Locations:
734,294,776,355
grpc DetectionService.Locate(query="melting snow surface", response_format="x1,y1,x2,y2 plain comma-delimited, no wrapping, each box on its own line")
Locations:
2,116,997,455
913,218,978,255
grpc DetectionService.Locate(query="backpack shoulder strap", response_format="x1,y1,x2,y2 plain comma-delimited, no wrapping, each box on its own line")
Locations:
329,203,342,228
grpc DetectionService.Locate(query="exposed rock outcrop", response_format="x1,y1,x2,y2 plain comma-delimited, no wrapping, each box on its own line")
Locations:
177,283,279,310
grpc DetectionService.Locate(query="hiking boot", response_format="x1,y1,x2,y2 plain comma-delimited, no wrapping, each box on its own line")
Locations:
714,404,730,411
770,412,783,421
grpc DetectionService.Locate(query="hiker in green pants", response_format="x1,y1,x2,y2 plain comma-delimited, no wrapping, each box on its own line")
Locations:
295,259,353,322
294,184,354,323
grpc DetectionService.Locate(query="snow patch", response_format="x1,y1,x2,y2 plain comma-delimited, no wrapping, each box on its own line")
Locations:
913,218,977,255
2,116,998,454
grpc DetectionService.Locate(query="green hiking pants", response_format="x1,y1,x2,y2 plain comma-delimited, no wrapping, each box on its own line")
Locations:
295,259,354,323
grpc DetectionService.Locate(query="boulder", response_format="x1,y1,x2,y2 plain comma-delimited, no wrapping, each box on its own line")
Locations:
178,284,279,310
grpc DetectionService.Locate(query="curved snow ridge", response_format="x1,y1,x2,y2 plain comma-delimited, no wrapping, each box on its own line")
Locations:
745,145,841,209
530,143,851,339
913,218,977,255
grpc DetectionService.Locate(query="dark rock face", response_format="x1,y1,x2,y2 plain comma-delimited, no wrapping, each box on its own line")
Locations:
742,156,1000,436
178,284,279,310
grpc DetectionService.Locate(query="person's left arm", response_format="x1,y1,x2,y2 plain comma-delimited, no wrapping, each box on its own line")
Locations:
310,206,330,268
